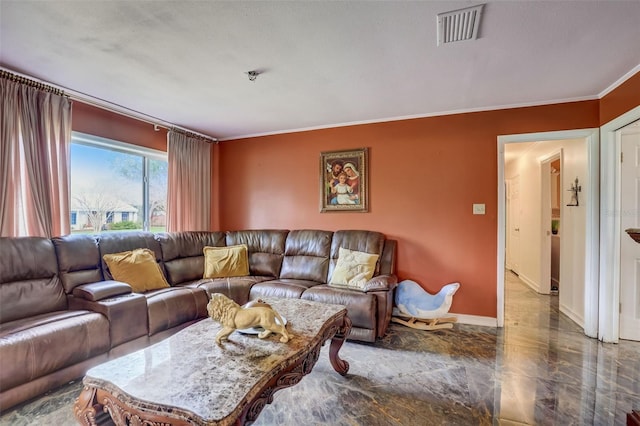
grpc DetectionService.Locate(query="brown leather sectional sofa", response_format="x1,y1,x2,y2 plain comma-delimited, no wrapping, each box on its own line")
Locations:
0,229,397,411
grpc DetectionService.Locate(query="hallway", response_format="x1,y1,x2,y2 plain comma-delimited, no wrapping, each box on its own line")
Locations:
500,270,639,424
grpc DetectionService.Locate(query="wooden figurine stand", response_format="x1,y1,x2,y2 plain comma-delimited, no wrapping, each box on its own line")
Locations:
391,313,457,331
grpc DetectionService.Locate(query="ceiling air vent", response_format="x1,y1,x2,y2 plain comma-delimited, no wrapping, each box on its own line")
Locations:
437,4,485,46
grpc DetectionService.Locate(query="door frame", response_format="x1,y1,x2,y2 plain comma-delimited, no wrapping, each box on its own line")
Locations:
497,129,599,336
599,105,640,343
540,150,562,296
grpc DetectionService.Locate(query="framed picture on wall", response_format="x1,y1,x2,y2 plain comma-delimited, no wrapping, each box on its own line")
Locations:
320,148,368,212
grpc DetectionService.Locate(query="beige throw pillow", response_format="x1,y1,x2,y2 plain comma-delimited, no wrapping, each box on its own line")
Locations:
203,244,250,279
329,247,379,291
103,248,170,293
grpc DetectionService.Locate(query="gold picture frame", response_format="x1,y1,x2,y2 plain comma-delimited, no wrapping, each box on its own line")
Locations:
320,148,368,212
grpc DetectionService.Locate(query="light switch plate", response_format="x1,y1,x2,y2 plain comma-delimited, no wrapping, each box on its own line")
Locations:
473,203,486,215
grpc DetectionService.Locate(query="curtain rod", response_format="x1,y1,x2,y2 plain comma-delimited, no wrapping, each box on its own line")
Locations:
0,67,218,143
169,127,218,143
0,69,67,97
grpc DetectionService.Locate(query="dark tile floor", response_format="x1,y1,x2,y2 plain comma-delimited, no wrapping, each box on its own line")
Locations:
1,271,639,425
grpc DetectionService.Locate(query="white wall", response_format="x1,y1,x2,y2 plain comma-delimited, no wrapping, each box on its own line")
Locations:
505,138,588,326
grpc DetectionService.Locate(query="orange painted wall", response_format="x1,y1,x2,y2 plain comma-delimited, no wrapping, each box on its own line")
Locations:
68,72,639,319
217,101,599,318
72,101,167,151
600,71,640,125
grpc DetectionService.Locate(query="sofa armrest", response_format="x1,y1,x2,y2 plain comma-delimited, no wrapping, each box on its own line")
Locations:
69,292,148,347
363,274,398,292
72,280,132,302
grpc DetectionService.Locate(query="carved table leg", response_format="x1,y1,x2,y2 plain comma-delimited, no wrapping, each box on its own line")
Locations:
329,315,351,376
74,386,100,426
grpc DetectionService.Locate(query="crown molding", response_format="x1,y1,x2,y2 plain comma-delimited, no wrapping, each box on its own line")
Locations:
598,64,640,98
219,95,599,141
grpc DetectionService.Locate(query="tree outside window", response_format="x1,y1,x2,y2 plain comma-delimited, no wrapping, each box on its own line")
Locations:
70,133,167,234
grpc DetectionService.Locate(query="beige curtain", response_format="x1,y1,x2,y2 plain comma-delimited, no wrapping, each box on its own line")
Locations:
0,74,71,237
166,130,211,232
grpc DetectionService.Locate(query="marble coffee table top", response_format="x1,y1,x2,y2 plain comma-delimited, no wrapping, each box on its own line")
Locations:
82,297,346,425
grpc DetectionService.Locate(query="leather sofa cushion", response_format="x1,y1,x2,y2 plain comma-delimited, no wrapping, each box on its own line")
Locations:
157,231,227,261
145,287,208,336
280,230,331,282
193,276,271,305
0,237,66,323
302,285,377,330
225,230,288,277
156,231,226,285
250,279,318,300
52,234,102,294
0,311,110,391
72,281,132,301
379,239,397,276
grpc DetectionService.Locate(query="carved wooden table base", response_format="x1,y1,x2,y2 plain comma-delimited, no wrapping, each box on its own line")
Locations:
74,298,350,426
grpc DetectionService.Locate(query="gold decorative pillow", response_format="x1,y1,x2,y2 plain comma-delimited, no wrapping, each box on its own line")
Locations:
103,248,170,293
203,244,250,279
329,247,379,291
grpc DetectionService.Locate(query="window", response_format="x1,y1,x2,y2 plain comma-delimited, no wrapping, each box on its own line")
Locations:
70,132,167,233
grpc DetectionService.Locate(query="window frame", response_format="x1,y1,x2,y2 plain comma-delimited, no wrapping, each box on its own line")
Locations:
70,131,167,232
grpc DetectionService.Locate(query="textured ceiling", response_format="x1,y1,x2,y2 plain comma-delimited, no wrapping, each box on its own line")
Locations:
1,1,639,141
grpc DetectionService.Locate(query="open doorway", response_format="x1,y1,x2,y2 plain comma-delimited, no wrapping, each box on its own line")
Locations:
497,129,599,338
504,139,584,327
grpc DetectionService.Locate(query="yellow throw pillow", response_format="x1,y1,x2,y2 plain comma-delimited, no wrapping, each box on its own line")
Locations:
203,244,250,279
103,248,170,293
329,247,379,291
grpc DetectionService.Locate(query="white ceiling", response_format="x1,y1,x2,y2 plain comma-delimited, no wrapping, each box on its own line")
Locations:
1,1,639,141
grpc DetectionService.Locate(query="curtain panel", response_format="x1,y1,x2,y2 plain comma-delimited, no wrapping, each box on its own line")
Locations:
0,76,71,237
166,131,211,232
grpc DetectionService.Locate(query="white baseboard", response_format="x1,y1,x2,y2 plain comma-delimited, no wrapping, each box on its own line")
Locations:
559,302,585,328
518,273,540,293
452,313,498,327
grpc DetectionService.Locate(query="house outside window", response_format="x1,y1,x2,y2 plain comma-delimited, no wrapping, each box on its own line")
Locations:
70,132,167,233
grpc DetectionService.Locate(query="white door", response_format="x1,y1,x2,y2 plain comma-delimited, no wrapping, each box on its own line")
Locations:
507,176,521,274
620,121,640,341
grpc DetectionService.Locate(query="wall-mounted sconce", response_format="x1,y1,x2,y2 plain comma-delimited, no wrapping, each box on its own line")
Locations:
567,177,581,206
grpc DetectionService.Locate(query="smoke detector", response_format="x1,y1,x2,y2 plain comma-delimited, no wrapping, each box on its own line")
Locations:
437,4,485,46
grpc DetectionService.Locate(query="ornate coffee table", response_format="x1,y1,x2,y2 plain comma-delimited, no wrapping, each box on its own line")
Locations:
74,297,351,425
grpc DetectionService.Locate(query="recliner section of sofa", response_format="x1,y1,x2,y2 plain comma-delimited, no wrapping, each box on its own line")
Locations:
0,228,397,412
0,237,110,411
